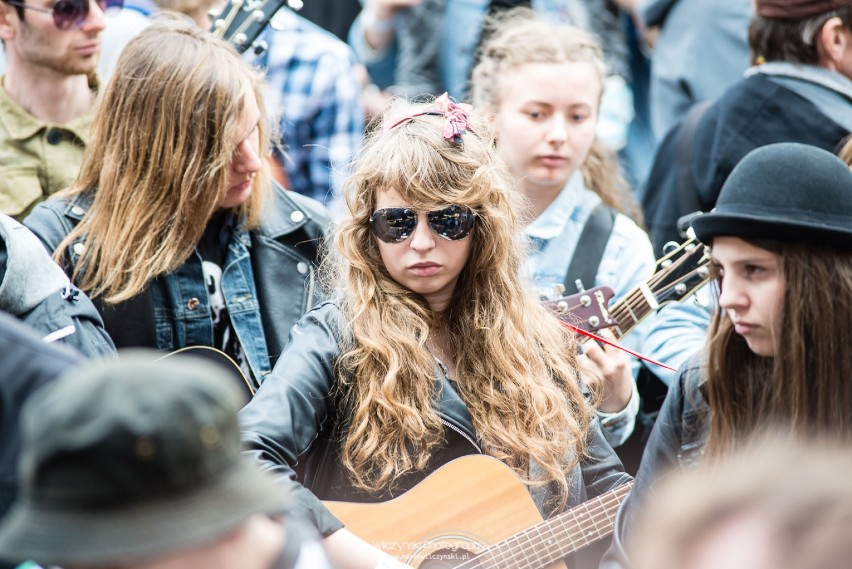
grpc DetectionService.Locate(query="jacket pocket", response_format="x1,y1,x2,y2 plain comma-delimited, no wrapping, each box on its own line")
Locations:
0,166,44,219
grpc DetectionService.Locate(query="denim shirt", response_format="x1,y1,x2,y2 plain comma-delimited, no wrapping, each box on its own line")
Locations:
523,172,656,314
600,358,708,569
524,172,713,386
523,172,654,444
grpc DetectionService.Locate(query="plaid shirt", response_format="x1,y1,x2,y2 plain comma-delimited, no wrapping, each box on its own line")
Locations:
249,8,364,207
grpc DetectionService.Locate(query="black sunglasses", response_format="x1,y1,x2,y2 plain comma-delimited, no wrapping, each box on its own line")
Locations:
369,205,477,244
4,0,123,30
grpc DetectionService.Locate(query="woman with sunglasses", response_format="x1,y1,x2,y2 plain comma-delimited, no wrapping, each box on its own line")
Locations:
239,96,631,569
601,143,852,568
23,20,327,390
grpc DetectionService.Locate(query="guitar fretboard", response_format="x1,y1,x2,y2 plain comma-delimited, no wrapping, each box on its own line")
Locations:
608,244,709,340
456,481,633,569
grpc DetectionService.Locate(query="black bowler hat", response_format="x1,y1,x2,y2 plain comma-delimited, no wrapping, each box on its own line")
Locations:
692,143,852,248
0,351,290,566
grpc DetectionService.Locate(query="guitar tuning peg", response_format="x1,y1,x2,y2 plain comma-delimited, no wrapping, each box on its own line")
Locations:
231,32,248,47
287,0,303,9
251,39,268,56
662,241,680,255
552,283,565,296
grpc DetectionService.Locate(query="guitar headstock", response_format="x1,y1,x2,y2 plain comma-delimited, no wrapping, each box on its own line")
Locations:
209,0,288,54
543,285,616,333
650,238,711,307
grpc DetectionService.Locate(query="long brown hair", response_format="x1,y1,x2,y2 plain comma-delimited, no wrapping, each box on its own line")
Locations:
55,19,271,304
703,239,852,458
327,99,593,506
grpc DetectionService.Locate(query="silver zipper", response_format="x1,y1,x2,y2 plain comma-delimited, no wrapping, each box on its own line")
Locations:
304,262,316,311
440,417,483,454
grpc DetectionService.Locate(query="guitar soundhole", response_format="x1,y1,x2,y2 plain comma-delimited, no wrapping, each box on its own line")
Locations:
416,547,476,568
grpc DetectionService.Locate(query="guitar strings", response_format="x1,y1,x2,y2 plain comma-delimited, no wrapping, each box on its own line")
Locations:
211,0,243,38
462,486,629,569
609,269,700,330
613,251,693,325
607,247,708,339
443,482,632,569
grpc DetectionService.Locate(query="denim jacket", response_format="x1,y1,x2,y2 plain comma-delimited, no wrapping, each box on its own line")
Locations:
600,357,708,569
524,172,654,445
24,183,329,387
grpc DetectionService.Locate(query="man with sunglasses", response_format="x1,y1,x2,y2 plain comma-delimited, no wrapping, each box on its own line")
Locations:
0,0,113,220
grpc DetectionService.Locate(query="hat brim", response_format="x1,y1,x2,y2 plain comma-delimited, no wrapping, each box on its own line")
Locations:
692,211,852,249
0,460,291,565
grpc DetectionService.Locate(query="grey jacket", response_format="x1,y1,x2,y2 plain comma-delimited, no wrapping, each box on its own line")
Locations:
0,213,114,358
638,0,752,139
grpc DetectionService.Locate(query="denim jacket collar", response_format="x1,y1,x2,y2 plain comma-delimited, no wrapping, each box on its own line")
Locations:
524,171,594,242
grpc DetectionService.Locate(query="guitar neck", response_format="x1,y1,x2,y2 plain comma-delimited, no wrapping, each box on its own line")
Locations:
607,242,711,340
471,481,633,568
608,291,657,340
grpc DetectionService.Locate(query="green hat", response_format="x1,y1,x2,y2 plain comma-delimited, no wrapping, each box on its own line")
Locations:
692,143,852,248
0,351,290,565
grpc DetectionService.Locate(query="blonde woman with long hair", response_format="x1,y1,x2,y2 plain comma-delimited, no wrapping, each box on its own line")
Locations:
240,96,632,569
471,12,717,468
470,11,662,452
24,20,328,388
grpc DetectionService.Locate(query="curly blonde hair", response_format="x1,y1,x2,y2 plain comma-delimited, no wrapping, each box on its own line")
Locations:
327,98,593,507
470,9,635,218
55,20,271,304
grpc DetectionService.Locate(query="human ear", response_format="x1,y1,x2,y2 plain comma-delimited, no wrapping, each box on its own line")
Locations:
815,16,848,71
0,4,15,42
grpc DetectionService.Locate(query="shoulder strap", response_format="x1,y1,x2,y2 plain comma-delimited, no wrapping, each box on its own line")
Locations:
562,203,616,294
676,100,713,218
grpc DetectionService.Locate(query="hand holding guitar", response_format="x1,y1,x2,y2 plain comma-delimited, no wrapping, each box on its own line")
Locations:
580,328,635,413
323,529,414,569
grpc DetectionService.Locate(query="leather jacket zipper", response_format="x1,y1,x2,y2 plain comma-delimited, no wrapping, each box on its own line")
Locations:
305,263,316,309
440,417,482,454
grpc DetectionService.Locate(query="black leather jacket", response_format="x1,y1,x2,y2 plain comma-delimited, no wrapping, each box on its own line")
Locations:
240,301,632,568
600,358,707,569
23,183,328,384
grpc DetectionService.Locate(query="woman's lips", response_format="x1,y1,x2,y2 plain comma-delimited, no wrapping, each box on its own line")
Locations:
409,262,441,277
733,321,756,335
538,155,568,168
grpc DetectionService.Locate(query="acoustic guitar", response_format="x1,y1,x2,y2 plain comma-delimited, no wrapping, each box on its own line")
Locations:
324,454,633,569
210,0,290,54
158,345,255,402
544,237,711,338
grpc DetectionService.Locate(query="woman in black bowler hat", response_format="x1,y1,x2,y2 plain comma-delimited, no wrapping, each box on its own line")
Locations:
601,142,852,569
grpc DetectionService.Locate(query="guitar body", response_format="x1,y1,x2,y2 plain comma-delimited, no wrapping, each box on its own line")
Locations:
158,346,255,402
324,455,568,569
